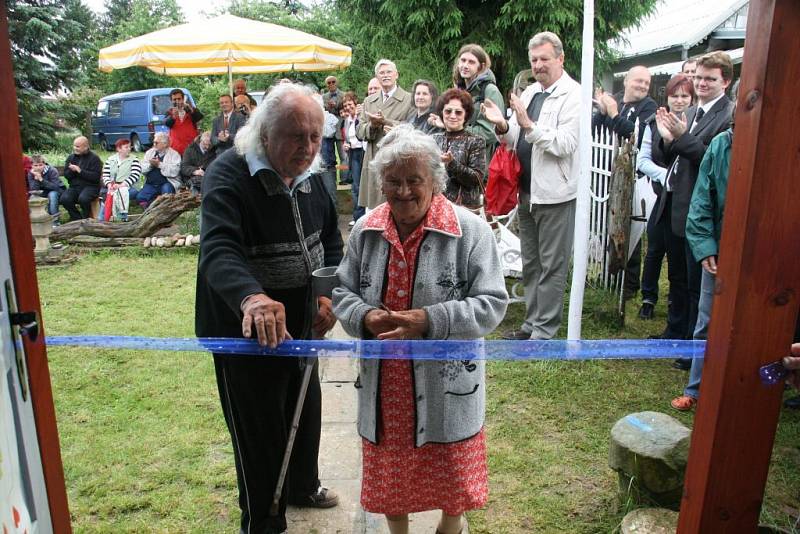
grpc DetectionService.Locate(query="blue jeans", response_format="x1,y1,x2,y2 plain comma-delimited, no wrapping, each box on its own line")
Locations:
137,182,174,208
321,138,336,167
40,190,60,216
684,268,715,399
348,148,365,222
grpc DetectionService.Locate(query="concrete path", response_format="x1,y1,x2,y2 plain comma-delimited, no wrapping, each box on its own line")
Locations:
286,235,442,533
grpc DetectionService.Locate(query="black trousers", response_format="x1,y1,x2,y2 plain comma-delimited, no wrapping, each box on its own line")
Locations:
214,354,321,534
641,214,667,305
653,193,703,339
60,184,99,220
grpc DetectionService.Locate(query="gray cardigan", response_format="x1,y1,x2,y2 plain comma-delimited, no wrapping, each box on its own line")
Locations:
332,198,508,446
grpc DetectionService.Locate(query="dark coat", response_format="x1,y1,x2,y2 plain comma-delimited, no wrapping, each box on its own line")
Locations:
26,165,63,192
433,130,486,208
180,142,217,188
210,111,247,152
195,148,344,341
63,151,103,189
592,92,657,149
651,95,733,237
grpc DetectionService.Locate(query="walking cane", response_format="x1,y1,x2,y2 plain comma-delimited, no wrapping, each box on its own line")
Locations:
270,266,339,516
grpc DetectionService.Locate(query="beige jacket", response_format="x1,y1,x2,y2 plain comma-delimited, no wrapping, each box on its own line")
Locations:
356,86,414,209
497,71,581,204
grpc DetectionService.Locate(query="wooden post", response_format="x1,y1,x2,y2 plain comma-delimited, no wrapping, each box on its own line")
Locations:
0,2,72,531
677,0,800,531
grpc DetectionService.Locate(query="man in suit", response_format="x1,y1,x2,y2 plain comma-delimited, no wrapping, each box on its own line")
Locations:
211,94,246,154
650,51,733,367
356,59,414,209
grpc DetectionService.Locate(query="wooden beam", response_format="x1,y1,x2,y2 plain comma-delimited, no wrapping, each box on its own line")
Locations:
0,2,72,531
677,0,800,531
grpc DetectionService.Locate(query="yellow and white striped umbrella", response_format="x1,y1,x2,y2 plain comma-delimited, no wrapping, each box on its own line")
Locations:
98,14,351,75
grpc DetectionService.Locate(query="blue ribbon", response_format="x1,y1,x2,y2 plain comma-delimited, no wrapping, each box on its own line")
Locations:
46,336,706,361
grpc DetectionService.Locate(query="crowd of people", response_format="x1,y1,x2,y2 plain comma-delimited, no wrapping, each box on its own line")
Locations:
21,31,799,534
23,82,256,223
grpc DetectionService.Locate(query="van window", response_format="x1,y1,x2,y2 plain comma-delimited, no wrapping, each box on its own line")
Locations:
108,100,123,119
96,101,109,117
123,97,145,116
153,95,172,116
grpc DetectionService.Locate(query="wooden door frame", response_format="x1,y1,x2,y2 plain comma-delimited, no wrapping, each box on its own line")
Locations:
0,3,71,531
677,0,800,531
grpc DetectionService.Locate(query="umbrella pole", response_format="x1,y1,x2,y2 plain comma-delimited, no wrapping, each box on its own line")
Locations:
228,52,233,97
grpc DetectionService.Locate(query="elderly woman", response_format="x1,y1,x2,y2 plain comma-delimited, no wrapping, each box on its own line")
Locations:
432,88,486,209
333,125,508,534
180,131,216,195
406,79,441,135
101,139,142,221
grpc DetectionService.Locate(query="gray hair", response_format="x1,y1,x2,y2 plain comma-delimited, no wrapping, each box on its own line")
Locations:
528,31,564,57
374,59,397,75
370,124,447,193
235,83,319,159
153,131,169,144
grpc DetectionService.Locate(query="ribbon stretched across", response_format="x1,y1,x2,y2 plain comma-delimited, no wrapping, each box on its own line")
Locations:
46,336,706,361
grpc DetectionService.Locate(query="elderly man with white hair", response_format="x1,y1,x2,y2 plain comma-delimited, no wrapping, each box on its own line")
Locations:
195,84,343,534
138,131,181,209
357,58,414,210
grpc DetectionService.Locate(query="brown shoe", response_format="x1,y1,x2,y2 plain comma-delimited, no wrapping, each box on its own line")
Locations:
671,395,697,411
289,486,339,508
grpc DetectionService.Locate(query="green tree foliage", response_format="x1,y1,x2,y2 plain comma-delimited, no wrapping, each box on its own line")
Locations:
90,0,186,94
335,0,659,94
8,0,98,149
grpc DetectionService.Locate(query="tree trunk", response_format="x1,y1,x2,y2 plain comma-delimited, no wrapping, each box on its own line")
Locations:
51,192,200,240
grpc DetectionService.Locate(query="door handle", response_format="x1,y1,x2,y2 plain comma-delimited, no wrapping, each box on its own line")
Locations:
10,311,38,342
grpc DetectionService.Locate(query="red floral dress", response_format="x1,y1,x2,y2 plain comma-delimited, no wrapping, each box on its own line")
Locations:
360,195,488,516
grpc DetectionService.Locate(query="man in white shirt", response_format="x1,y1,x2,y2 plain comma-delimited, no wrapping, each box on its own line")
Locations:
483,31,581,340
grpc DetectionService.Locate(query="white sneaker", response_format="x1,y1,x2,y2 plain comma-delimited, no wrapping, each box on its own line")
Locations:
348,220,355,227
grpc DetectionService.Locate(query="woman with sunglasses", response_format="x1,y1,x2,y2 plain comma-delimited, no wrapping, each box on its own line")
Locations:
431,88,486,209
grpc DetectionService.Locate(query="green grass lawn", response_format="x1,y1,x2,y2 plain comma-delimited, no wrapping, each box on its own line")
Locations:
37,246,800,533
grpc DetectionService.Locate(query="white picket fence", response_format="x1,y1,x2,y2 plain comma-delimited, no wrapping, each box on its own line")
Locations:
587,128,631,290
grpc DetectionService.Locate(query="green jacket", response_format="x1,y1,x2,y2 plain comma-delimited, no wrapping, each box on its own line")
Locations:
686,129,732,262
464,69,505,151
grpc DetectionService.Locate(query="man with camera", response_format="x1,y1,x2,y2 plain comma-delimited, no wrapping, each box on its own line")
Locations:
164,88,203,156
234,94,253,117
211,94,245,154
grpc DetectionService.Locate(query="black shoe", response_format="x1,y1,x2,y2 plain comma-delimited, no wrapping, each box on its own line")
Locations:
784,395,800,409
672,358,692,371
501,329,532,340
638,303,655,320
289,486,339,508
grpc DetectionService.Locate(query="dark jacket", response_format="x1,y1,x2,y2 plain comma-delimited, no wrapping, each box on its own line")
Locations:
180,142,217,188
63,151,103,189
406,109,442,135
433,129,486,208
651,95,733,237
592,92,657,149
26,165,63,192
195,148,344,341
210,111,247,152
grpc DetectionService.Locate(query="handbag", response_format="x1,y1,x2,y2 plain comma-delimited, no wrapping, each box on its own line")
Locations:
485,143,521,216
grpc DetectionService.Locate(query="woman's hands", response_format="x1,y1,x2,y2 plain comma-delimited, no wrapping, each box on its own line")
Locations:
364,307,429,340
427,113,444,129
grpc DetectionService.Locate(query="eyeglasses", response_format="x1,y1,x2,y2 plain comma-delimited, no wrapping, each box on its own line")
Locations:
442,108,465,116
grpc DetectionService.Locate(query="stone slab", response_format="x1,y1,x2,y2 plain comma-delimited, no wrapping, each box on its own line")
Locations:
322,382,358,423
318,422,361,480
287,479,365,533
320,356,358,383
620,507,679,534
